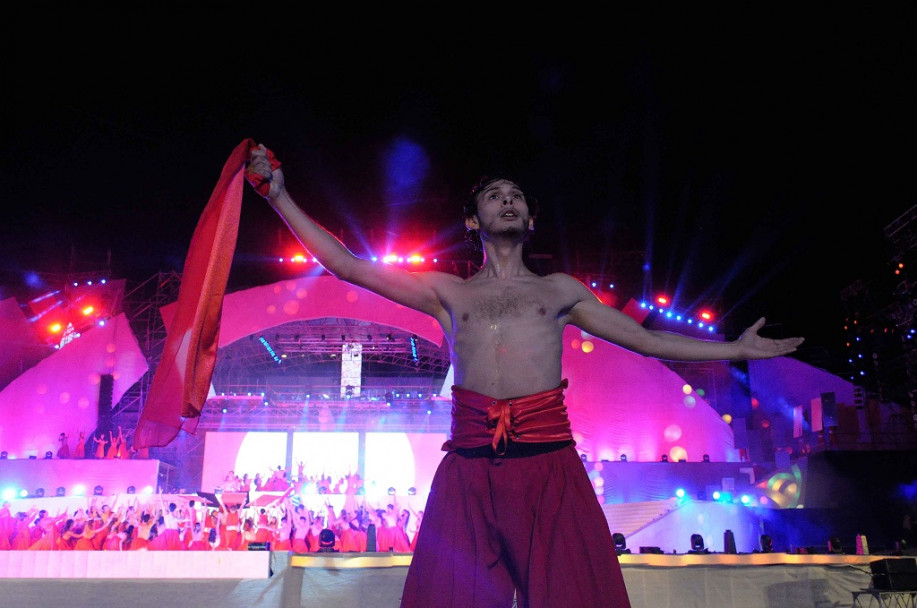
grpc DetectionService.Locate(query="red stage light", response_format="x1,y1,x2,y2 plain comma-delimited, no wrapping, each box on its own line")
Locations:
656,295,669,306
382,252,428,265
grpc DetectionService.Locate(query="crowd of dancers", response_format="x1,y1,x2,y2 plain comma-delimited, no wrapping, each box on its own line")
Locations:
5,442,424,553
221,464,365,495
0,488,422,552
54,427,133,460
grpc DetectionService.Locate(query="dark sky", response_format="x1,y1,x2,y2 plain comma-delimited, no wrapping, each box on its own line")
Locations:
2,9,916,373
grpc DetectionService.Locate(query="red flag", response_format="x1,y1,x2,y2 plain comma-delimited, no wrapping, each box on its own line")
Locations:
134,139,256,449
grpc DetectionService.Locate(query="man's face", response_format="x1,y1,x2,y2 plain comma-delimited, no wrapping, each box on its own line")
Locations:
467,179,534,238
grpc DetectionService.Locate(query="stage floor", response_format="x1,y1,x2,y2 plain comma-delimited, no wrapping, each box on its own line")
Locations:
2,551,910,608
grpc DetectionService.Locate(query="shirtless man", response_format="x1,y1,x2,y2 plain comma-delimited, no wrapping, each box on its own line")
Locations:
246,144,803,608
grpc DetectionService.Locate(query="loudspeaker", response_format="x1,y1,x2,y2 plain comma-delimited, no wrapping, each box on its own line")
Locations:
871,557,917,591
366,523,377,552
95,374,114,442
724,529,737,554
821,392,837,427
99,374,114,417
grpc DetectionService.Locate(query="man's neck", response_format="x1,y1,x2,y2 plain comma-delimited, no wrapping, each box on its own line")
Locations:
478,238,532,279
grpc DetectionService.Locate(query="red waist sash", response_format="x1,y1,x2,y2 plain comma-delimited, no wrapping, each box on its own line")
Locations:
443,379,573,455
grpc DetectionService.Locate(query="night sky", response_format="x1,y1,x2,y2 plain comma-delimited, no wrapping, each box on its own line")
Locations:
3,9,916,373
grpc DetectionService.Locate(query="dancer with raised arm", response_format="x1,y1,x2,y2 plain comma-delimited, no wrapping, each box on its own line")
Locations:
246,143,804,608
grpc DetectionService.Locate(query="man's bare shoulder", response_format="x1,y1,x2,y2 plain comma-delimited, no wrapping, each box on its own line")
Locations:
412,270,466,287
540,272,592,292
538,273,598,313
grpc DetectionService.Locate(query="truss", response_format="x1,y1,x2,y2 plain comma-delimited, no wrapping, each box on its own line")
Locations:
111,274,453,435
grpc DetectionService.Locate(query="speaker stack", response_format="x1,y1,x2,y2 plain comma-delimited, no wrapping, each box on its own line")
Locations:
870,557,917,591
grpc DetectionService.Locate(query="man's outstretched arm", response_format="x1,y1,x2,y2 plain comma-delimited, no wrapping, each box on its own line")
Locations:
565,276,804,362
246,144,453,327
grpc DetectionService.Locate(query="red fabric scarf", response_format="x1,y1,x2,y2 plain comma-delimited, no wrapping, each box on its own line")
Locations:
134,138,276,449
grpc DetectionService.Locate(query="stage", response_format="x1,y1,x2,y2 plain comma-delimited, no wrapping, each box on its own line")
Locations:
1,455,916,606
1,551,912,608
0,457,168,497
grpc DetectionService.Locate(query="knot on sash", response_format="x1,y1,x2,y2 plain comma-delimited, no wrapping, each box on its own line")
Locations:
444,379,572,455
487,400,516,455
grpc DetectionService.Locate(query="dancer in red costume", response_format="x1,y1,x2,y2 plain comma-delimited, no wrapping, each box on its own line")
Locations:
306,511,325,553
130,513,154,550
74,516,102,550
399,499,423,552
375,497,411,553
0,501,13,550
57,432,70,459
93,433,109,459
233,517,252,551
215,496,242,550
155,500,189,550
255,513,274,546
207,527,221,550
10,509,37,550
72,431,86,459
28,510,66,550
205,507,226,551
246,144,804,607
271,514,293,551
56,518,81,550
107,426,126,459
182,501,200,547
116,429,129,459
290,514,310,554
338,513,366,552
105,521,131,551
106,429,119,459
27,510,45,547
225,505,242,550
88,503,112,550
187,522,210,550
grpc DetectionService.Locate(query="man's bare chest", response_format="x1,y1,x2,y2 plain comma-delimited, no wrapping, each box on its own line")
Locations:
452,282,562,325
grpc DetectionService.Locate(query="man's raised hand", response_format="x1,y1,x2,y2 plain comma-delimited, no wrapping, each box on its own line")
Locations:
245,143,284,199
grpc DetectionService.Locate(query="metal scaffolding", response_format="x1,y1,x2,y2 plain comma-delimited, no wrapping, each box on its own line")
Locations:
111,272,453,437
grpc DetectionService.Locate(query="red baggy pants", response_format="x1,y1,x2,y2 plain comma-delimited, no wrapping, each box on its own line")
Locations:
400,443,632,608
